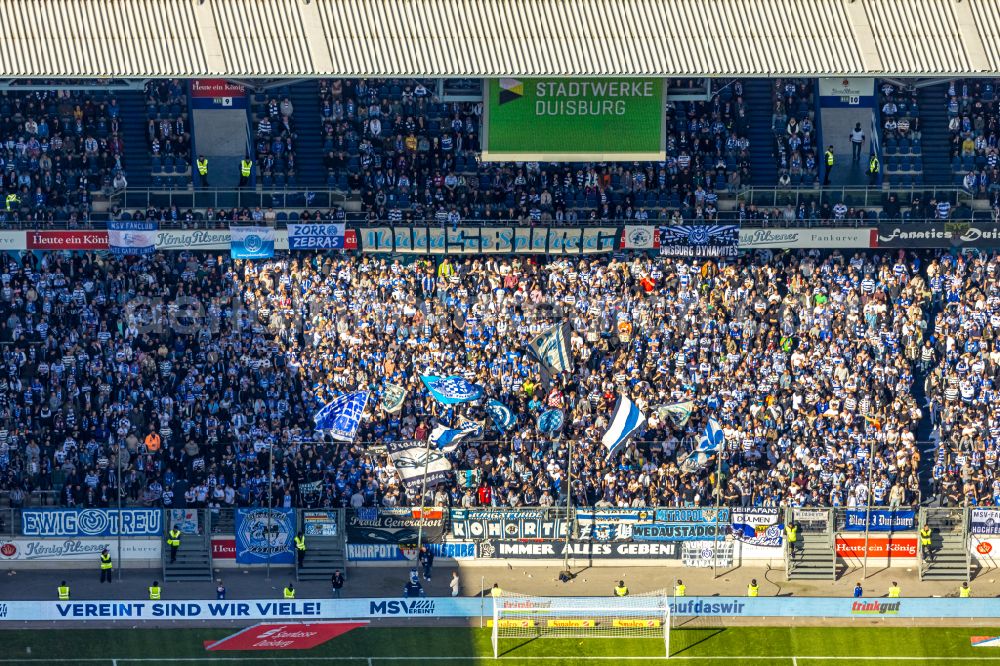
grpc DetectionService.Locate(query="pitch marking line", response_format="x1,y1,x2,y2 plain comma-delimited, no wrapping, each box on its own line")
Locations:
6,657,1000,663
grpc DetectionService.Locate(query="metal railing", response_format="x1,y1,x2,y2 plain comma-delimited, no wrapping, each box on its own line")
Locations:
113,187,352,213
740,185,976,211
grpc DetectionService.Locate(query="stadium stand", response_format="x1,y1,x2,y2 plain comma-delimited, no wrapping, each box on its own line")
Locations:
0,248,952,510
145,79,191,189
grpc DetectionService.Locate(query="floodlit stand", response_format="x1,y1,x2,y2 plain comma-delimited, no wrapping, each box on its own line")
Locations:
491,592,670,659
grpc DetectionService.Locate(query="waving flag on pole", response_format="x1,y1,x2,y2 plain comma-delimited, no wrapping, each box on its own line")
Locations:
486,400,517,432
695,417,725,453
313,391,369,442
430,420,483,453
528,323,574,375
420,375,484,405
657,401,695,427
381,383,407,414
601,396,646,459
537,409,565,436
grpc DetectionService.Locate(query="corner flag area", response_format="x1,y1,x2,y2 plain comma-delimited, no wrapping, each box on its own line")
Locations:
1,626,1000,665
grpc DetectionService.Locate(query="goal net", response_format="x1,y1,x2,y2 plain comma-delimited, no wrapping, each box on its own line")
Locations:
491,592,670,658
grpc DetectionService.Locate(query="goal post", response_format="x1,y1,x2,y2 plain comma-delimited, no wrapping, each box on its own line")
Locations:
491,593,670,659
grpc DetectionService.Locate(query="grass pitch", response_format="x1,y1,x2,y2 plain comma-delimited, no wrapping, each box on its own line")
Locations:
1,626,999,664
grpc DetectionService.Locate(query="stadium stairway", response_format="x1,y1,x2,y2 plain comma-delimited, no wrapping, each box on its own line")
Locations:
118,90,152,189
787,532,838,580
918,508,972,581
163,531,214,582
296,535,347,582
916,83,951,187
288,81,324,187
743,79,779,187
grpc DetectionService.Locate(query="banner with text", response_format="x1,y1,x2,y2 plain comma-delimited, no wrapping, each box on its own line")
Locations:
359,226,618,255
288,223,346,250
0,538,160,562
346,507,444,545
659,225,739,258
476,539,678,560
21,509,162,537
971,509,1000,536
235,508,295,565
8,596,1000,622
739,227,874,249
347,541,477,562
450,508,567,541
874,222,1000,249
843,510,916,532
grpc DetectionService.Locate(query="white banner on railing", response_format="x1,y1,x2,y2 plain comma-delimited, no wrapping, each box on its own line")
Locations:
0,538,160,562
739,227,873,249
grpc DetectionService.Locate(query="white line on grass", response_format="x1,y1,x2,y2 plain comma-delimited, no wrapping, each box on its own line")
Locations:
6,657,1000,663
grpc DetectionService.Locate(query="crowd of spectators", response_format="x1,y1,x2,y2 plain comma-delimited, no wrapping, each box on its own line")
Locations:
0,88,124,226
771,79,819,188
0,247,960,512
924,252,1000,506
253,91,297,186
317,78,747,224
145,80,191,179
947,79,1000,199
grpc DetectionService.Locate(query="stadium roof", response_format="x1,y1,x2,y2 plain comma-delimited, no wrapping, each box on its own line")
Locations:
0,0,993,78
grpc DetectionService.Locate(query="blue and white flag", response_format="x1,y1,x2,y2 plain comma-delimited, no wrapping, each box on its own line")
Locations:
528,323,574,375
601,396,646,459
486,400,517,433
537,408,564,436
420,375,484,405
696,417,725,453
313,391,369,442
108,221,157,255
381,383,407,414
230,225,275,259
430,419,483,453
657,401,695,427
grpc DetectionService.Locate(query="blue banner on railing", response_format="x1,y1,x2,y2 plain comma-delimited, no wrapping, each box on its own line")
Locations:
287,223,345,250
21,509,162,537
234,508,295,564
844,510,916,532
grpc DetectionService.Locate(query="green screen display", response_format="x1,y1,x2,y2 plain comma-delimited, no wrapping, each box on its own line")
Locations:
483,78,665,162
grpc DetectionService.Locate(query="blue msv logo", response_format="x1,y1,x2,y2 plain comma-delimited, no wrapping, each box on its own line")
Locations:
369,600,436,616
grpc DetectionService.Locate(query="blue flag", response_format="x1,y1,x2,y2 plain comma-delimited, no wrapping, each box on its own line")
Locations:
487,400,517,432
537,408,564,436
420,375,484,405
601,396,646,459
528,323,574,375
696,417,725,453
430,420,483,453
313,391,369,442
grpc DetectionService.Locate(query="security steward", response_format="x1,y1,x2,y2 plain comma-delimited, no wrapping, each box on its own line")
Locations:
674,579,686,597
4,193,19,211
294,531,307,567
99,548,113,583
196,155,209,187
149,581,161,600
284,583,296,599
888,581,901,598
239,155,253,188
960,582,971,598
823,145,835,185
490,583,502,598
920,524,934,561
867,152,880,186
785,521,799,559
614,580,629,597
747,579,759,597
167,525,181,564
57,581,70,600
